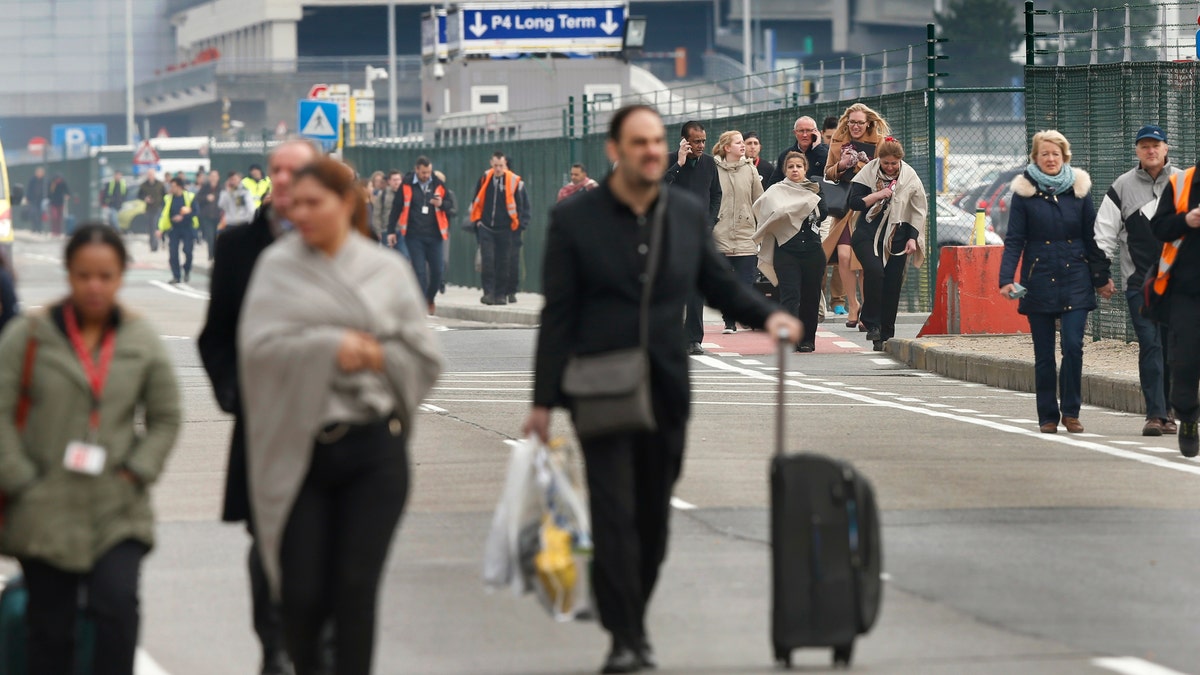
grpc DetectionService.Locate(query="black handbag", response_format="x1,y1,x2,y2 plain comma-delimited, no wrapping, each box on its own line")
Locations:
820,177,852,218
561,189,669,440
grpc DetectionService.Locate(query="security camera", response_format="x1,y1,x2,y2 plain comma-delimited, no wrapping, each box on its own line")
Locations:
432,63,446,80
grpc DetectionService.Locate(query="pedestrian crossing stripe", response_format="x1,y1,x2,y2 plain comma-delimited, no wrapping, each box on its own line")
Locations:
301,106,335,137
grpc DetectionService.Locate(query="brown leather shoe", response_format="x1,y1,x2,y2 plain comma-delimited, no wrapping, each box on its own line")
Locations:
1040,422,1058,434
1143,418,1165,437
1163,417,1178,435
1063,417,1084,433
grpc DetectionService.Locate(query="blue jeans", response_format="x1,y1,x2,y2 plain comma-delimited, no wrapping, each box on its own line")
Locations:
167,227,196,281
390,232,410,259
1125,288,1171,419
721,255,758,326
1027,309,1089,424
406,233,444,305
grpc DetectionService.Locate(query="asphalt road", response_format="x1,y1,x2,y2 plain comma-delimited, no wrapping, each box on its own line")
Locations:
4,233,1198,675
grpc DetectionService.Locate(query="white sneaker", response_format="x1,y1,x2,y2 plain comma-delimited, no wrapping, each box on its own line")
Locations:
722,326,736,334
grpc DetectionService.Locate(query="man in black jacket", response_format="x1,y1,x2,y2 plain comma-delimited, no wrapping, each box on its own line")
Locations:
198,138,319,675
470,152,530,305
387,156,456,314
525,105,800,674
665,120,722,355
1151,161,1200,458
765,115,827,188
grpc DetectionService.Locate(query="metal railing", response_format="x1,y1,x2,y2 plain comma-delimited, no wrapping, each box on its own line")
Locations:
1027,0,1200,65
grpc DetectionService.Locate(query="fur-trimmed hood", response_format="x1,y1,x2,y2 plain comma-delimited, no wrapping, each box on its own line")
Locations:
1012,168,1092,198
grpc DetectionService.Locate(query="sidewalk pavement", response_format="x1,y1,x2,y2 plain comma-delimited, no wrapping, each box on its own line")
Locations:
886,335,1148,417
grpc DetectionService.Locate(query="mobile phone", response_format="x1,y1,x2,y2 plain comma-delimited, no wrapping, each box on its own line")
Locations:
1008,282,1028,299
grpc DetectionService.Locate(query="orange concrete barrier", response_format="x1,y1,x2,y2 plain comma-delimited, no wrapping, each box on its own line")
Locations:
918,245,1030,336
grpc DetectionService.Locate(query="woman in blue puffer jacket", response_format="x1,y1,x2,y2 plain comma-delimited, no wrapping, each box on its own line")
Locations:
1000,130,1113,435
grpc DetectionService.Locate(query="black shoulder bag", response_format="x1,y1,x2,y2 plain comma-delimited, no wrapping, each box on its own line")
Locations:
560,189,669,440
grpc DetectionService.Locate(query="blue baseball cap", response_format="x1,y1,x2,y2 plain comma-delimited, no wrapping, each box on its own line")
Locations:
1135,125,1167,143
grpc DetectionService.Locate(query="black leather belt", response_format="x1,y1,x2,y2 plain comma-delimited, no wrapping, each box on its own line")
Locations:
316,415,403,445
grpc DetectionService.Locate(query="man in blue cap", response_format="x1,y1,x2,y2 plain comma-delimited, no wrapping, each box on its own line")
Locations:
1096,124,1180,436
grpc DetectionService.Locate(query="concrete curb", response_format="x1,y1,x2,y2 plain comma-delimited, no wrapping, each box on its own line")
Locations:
433,303,541,327
886,337,1147,416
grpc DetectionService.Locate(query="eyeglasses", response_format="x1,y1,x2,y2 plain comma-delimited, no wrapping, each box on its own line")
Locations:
795,128,817,134
847,120,868,127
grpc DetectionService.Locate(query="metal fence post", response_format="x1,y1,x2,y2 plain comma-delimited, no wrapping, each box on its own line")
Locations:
1057,11,1066,67
1123,4,1132,62
1025,1,1036,66
582,94,590,137
926,23,944,303
1090,9,1100,65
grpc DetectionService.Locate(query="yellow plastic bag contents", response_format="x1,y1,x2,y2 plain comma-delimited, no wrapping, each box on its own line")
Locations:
534,517,579,616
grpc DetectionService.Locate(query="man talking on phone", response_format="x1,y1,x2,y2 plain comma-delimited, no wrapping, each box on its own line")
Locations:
766,116,827,188
665,120,722,355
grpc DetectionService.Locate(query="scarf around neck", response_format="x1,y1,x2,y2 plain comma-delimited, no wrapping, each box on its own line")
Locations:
1025,163,1075,196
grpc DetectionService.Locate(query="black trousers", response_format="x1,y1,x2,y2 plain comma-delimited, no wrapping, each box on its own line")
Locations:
199,216,220,260
21,540,148,675
504,231,523,296
851,226,908,341
774,242,826,348
1168,293,1200,422
280,419,409,675
580,425,685,649
477,226,511,297
684,293,705,344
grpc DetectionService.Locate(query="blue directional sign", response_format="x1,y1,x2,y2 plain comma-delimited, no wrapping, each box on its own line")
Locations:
51,124,108,149
297,100,340,142
449,2,628,56
422,10,449,61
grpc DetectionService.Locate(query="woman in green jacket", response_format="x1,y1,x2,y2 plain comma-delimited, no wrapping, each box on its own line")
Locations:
0,224,181,675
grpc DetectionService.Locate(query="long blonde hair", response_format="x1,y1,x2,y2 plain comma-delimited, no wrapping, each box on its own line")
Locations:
712,130,743,160
832,103,890,143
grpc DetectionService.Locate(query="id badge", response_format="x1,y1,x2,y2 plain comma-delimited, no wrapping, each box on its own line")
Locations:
64,441,107,476
421,205,430,215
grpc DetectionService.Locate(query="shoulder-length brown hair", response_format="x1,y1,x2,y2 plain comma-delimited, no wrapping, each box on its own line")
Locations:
832,103,890,144
292,157,372,239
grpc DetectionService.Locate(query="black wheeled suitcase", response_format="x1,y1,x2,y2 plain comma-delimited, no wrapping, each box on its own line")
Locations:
770,334,883,669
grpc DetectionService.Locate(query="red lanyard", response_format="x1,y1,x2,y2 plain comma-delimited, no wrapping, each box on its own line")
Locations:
63,305,117,433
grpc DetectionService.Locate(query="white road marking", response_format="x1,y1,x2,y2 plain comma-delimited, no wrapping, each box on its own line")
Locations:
815,331,838,338
896,397,924,403
714,352,743,357
1005,419,1039,425
1110,441,1143,446
737,359,763,365
976,414,1004,418
135,649,172,675
1092,656,1189,675
1140,447,1176,454
148,280,209,300
820,381,846,386
834,341,860,349
694,355,1200,479
700,342,721,349
419,404,448,413
923,403,953,408
950,408,981,414
847,387,874,391
425,398,865,408
670,497,697,510
1073,432,1105,438
159,335,191,341
784,371,804,377
871,358,894,365
880,572,893,582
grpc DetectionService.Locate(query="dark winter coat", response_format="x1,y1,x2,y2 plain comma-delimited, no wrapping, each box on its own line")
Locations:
999,170,1111,315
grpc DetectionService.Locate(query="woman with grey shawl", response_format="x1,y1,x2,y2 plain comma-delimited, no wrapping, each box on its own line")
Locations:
238,157,443,675
753,151,828,352
848,137,928,351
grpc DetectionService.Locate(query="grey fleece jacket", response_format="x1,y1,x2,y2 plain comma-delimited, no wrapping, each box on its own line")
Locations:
1095,161,1181,289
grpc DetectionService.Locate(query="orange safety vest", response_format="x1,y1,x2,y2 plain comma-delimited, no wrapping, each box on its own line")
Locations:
1151,166,1195,295
398,181,450,240
470,169,520,231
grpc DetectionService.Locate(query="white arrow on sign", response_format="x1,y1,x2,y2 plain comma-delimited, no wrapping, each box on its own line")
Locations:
600,10,620,35
469,12,488,37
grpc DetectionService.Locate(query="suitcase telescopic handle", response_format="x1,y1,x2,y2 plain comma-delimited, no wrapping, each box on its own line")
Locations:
776,328,789,457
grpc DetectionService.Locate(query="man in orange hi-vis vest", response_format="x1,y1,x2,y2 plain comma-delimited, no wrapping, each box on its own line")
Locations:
1150,159,1200,458
470,151,531,306
387,156,455,315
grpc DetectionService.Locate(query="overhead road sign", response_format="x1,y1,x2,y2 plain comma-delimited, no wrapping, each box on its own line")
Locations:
51,124,108,149
298,100,340,141
447,1,628,57
422,9,449,61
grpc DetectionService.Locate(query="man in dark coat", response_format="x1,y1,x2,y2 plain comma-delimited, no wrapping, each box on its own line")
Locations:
525,104,800,674
665,120,722,355
198,139,319,675
766,115,827,188
25,167,46,233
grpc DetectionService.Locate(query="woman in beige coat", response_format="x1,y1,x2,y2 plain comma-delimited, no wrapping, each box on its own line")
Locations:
713,130,765,333
0,224,181,675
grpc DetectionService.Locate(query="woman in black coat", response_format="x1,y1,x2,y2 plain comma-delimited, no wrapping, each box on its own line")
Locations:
1000,130,1112,434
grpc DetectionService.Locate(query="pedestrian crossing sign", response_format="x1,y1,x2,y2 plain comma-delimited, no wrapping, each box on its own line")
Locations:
298,99,340,141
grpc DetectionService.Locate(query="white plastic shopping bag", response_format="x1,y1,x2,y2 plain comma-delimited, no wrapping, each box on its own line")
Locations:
483,436,594,622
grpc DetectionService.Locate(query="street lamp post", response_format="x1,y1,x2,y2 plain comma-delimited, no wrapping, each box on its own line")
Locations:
125,0,135,145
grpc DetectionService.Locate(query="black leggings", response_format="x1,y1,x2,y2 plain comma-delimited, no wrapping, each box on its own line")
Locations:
774,241,826,348
851,224,909,341
280,419,410,675
21,540,148,675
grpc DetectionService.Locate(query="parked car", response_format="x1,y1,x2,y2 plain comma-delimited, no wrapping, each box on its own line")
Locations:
935,197,1003,249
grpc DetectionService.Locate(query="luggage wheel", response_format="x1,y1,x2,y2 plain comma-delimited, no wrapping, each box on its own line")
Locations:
773,645,792,669
832,642,854,668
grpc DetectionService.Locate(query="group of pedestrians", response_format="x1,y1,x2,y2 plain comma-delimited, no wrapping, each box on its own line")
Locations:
22,167,73,236
665,103,927,354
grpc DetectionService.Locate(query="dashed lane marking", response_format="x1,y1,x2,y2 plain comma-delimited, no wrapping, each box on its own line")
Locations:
1092,656,1189,675
694,355,1200,479
895,397,924,403
135,649,172,675
737,359,763,365
1005,418,1039,425
834,341,860,349
1140,446,1177,454
871,358,894,365
1110,441,1144,446
670,497,697,510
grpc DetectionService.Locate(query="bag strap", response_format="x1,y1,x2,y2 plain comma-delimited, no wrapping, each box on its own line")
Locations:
15,319,38,432
638,187,670,348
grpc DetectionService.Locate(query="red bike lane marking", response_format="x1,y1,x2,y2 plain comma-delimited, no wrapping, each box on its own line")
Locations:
698,323,868,356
